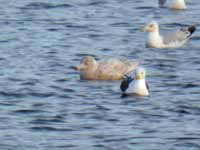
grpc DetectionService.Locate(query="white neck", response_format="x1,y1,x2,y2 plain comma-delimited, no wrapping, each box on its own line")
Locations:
146,30,163,48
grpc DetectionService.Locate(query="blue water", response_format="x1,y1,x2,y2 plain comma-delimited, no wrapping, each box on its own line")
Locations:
0,0,200,149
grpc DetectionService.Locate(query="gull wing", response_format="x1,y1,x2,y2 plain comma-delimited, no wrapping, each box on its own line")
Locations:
163,25,196,45
120,76,134,92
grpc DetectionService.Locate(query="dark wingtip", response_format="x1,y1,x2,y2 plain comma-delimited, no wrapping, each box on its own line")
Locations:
120,79,128,92
120,76,134,92
188,25,196,35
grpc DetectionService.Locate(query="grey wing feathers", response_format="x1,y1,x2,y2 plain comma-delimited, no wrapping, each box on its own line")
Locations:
163,31,188,44
163,25,196,44
163,29,193,44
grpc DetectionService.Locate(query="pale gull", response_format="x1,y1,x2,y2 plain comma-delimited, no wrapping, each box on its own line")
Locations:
140,21,196,48
73,56,138,80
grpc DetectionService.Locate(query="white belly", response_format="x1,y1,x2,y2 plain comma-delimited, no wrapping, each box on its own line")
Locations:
126,80,149,96
147,33,164,48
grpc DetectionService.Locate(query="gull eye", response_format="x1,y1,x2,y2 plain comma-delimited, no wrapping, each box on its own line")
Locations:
85,61,90,65
149,24,154,28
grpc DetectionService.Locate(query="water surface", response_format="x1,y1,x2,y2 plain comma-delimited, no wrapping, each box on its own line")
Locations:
0,0,200,149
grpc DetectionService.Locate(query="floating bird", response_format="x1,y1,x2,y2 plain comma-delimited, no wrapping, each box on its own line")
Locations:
159,0,186,10
140,21,196,48
73,56,138,80
120,67,149,96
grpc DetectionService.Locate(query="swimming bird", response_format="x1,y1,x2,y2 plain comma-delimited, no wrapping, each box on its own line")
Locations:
73,56,138,80
159,0,186,10
120,67,149,96
140,21,196,48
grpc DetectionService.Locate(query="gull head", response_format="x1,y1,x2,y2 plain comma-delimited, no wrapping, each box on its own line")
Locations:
140,21,159,32
135,67,146,80
73,56,97,71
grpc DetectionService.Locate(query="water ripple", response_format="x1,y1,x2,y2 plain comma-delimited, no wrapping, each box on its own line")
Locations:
21,2,74,10
0,0,200,149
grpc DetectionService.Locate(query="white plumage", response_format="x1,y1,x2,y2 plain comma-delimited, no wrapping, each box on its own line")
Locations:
140,21,196,49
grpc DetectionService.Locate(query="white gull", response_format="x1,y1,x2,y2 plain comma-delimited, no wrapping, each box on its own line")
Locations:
120,67,149,96
140,21,196,48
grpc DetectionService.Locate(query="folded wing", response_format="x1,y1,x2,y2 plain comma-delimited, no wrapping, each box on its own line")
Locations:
120,76,134,92
163,25,196,45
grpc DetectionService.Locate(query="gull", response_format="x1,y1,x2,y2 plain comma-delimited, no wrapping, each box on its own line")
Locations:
120,67,149,96
140,21,196,48
159,0,186,10
73,56,138,80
